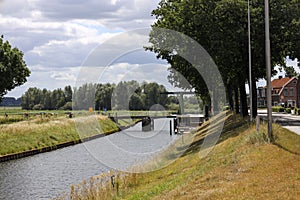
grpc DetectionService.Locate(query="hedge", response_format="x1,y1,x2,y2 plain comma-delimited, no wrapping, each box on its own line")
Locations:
272,106,285,112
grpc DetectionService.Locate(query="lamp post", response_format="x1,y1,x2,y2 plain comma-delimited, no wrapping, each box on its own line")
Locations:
248,0,253,122
265,0,273,141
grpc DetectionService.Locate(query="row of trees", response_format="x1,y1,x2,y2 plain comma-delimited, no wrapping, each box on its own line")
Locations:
21,86,72,110
21,81,186,111
147,0,300,117
73,81,169,110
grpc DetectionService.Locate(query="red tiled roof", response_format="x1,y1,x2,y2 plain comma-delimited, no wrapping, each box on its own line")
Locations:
271,77,292,88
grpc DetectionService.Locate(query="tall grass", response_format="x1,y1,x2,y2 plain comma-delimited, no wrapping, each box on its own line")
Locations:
0,115,24,124
0,115,119,156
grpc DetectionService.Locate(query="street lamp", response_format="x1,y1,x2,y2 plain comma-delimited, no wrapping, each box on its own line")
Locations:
248,0,253,122
265,0,273,141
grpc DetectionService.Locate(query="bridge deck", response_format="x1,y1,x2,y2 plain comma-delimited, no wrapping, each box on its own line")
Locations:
108,115,177,120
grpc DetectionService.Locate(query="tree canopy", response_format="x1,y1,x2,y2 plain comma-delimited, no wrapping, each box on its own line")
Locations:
283,66,298,78
148,0,300,117
0,36,30,100
22,81,186,112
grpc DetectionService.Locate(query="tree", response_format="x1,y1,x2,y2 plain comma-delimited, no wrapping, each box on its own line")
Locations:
148,0,300,117
73,83,96,110
43,89,52,110
95,83,115,110
129,93,144,110
283,66,298,78
113,81,129,110
64,85,73,102
143,82,168,109
21,87,43,110
0,36,30,100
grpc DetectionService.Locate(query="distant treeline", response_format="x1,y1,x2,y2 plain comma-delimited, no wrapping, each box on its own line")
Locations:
21,86,73,110
21,81,182,111
0,97,22,107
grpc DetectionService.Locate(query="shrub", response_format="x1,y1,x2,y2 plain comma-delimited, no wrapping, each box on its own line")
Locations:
272,106,285,112
246,130,268,145
223,106,230,111
32,104,44,110
285,108,291,113
60,102,72,110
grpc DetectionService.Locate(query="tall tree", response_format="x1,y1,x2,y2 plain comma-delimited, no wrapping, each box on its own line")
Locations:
113,81,129,110
95,83,115,110
129,93,144,110
143,82,168,109
64,85,73,102
148,0,300,117
0,36,30,100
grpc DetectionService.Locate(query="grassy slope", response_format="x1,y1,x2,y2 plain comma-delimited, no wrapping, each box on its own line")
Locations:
0,115,119,156
120,113,300,200
66,112,300,200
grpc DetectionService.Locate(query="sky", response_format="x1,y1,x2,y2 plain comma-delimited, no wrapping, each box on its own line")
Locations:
1,0,178,98
1,0,299,98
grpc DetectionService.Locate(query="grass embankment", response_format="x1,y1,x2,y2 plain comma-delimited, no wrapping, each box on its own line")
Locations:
0,115,120,156
59,112,300,200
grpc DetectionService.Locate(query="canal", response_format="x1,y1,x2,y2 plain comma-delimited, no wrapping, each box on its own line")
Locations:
0,118,178,200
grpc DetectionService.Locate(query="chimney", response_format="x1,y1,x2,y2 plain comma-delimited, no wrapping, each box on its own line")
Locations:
279,76,283,79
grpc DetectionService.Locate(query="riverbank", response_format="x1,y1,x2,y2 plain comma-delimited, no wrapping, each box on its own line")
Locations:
60,112,300,199
0,115,134,162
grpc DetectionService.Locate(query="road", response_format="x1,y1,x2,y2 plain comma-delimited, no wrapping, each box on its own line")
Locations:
258,109,300,135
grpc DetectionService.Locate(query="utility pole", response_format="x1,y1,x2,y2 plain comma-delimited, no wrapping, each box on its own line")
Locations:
265,0,273,142
248,0,253,122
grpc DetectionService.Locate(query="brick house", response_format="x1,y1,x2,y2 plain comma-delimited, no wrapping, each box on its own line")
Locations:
257,76,300,107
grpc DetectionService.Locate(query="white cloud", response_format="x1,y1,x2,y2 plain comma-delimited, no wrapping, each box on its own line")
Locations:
2,0,162,98
50,72,77,81
27,0,159,29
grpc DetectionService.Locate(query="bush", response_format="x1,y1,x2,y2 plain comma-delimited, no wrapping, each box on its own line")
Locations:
60,102,72,110
166,103,179,112
272,106,285,112
223,106,230,111
32,104,44,110
285,108,291,113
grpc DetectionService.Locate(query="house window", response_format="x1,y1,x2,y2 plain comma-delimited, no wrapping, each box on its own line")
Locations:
283,88,288,96
290,88,294,97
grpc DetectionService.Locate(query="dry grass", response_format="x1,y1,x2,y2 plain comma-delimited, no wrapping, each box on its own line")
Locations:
57,112,300,200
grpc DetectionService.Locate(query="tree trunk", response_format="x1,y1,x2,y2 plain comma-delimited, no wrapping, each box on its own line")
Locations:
239,82,248,117
234,87,239,114
212,91,220,115
228,86,234,111
251,78,258,118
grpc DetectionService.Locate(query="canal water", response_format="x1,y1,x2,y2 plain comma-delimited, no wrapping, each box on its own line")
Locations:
0,118,178,200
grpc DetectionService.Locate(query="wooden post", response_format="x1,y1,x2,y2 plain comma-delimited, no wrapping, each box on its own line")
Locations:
256,115,260,133
115,113,118,124
170,120,172,136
